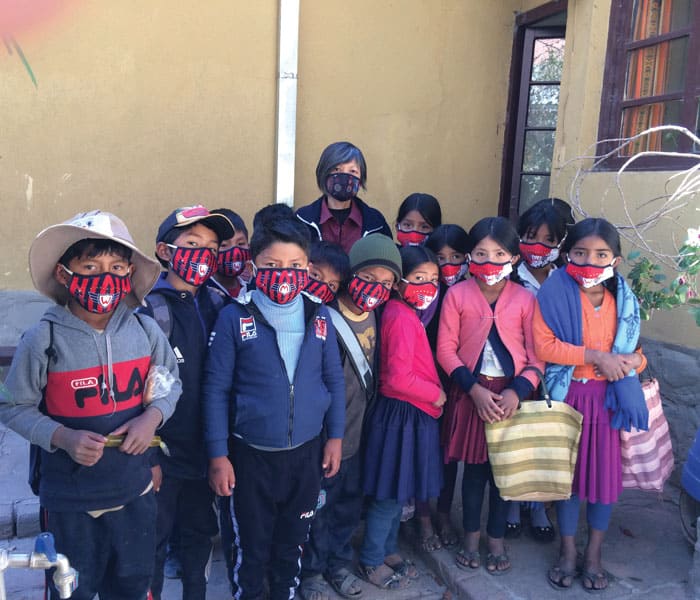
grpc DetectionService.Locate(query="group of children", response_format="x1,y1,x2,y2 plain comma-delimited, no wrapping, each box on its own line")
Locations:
0,140,649,599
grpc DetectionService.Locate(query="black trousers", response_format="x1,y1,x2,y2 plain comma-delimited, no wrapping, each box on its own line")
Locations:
150,476,218,600
230,437,322,600
301,452,362,579
43,491,156,600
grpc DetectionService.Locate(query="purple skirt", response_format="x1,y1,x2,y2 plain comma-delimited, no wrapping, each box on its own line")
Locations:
567,379,622,504
363,395,443,504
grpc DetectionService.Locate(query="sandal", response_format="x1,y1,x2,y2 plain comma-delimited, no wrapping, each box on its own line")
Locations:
299,574,330,600
435,517,459,547
385,556,418,579
530,524,556,543
581,569,609,594
419,533,442,552
356,564,407,590
547,565,577,590
485,552,511,576
327,567,363,599
504,521,521,539
455,549,480,570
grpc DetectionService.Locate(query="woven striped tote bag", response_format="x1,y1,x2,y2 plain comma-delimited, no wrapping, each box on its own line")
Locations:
485,367,583,502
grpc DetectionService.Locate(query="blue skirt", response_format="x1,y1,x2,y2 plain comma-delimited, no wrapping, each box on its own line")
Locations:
363,395,443,504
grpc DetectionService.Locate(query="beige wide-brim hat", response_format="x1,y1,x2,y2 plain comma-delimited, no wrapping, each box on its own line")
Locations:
29,210,161,307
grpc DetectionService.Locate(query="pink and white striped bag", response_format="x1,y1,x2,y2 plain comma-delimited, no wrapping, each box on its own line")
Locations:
620,378,674,491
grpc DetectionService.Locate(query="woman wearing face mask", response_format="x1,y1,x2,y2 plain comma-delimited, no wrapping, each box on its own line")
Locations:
533,218,648,593
436,217,544,576
296,141,392,254
395,193,442,248
412,224,470,552
357,246,446,590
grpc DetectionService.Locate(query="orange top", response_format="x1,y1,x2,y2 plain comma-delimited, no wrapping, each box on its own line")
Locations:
533,287,647,380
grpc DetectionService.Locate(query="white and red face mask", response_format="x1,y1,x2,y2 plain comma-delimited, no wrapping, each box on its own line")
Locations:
468,259,513,286
168,245,217,286
400,280,438,310
62,266,132,314
519,241,561,269
565,262,615,288
439,262,468,287
255,267,309,304
396,229,429,247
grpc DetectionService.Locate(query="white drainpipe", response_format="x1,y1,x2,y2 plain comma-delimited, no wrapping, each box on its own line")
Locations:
275,0,300,207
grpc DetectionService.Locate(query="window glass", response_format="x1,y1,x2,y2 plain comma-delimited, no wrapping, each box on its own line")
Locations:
531,38,565,81
624,37,688,99
519,175,550,214
527,85,560,127
631,0,692,41
523,130,555,172
621,99,683,153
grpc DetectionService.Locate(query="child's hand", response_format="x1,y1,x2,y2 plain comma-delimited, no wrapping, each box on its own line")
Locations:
209,457,235,496
51,426,106,466
151,465,162,493
109,407,162,455
619,352,643,376
470,383,505,424
433,389,447,408
496,389,519,420
594,352,628,381
322,438,342,478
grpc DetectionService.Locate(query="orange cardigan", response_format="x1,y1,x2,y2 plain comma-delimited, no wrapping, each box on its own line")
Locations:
533,287,647,379
436,278,544,390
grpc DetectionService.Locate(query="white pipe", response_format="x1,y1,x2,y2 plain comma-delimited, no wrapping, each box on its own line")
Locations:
275,0,300,207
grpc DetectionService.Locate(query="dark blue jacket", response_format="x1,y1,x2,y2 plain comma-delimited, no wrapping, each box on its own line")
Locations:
140,275,228,479
296,196,392,242
202,292,345,457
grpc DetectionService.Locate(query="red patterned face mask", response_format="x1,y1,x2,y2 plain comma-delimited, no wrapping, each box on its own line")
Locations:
168,246,217,286
304,278,336,304
255,268,309,304
519,241,560,268
468,260,513,286
401,280,438,310
565,262,615,288
440,262,468,286
62,266,132,314
396,229,429,247
217,246,250,278
347,276,391,312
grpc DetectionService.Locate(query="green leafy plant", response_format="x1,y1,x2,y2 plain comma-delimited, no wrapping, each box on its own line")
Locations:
627,228,700,325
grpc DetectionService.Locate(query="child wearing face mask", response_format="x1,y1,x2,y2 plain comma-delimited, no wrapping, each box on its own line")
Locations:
504,198,576,543
300,235,399,600
411,224,471,552
209,208,251,299
437,217,544,576
395,193,442,248
202,206,345,600
296,141,392,253
357,246,446,590
534,218,648,593
0,211,181,600
141,205,234,600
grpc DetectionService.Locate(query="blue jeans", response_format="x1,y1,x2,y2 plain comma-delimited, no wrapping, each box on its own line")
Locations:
556,494,613,536
359,499,402,567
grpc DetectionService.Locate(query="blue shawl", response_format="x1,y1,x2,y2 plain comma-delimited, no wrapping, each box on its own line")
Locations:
538,268,648,431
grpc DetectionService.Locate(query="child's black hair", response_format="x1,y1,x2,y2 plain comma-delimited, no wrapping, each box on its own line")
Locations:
425,224,470,255
517,197,575,244
316,141,368,191
563,217,621,296
212,208,249,239
399,245,439,279
396,193,442,229
309,241,351,284
59,238,132,267
250,205,311,260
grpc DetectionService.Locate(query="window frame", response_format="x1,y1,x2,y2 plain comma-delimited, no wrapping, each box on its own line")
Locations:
596,0,700,170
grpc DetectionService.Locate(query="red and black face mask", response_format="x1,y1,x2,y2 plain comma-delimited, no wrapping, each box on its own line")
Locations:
396,229,429,247
168,246,217,286
440,262,468,287
468,260,513,286
255,268,309,305
217,246,250,278
347,276,391,312
304,278,336,304
62,266,132,314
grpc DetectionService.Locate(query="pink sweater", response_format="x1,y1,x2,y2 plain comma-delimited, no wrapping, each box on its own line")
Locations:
436,278,544,390
379,299,443,418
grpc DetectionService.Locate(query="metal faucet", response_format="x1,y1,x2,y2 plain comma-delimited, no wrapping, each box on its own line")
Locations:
0,532,78,599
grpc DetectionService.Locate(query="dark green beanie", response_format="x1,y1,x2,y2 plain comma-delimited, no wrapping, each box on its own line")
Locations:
348,234,402,283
